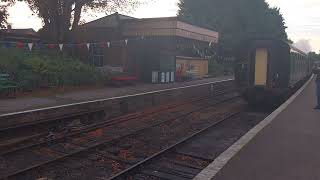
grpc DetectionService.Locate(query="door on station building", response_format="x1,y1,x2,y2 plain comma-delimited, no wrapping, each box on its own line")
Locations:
254,48,268,86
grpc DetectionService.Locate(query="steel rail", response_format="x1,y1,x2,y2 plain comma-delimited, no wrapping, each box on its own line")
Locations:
0,90,236,156
108,111,242,180
2,94,239,179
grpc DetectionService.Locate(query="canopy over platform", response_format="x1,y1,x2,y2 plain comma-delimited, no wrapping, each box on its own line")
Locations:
122,17,218,43
76,13,218,44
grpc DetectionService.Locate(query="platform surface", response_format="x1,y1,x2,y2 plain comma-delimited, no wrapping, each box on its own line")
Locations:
0,76,232,115
195,78,320,180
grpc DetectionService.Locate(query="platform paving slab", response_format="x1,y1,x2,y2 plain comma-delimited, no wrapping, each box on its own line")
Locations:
194,77,320,180
0,76,233,115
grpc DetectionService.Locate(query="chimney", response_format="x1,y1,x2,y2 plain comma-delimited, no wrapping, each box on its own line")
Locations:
7,25,12,32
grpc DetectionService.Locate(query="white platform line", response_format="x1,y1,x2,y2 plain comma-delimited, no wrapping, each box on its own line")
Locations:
193,75,314,180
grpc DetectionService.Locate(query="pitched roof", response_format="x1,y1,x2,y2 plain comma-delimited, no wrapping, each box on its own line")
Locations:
80,12,136,28
1,28,39,37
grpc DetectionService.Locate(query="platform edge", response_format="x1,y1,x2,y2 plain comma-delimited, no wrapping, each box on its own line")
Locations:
193,75,314,180
0,78,234,117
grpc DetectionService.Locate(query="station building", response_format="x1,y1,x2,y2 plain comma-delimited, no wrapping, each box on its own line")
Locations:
74,13,219,83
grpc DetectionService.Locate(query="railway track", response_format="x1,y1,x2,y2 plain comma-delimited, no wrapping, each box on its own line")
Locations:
0,80,236,155
0,94,213,155
25,98,244,180
0,80,234,133
0,86,237,155
109,111,267,180
0,91,241,179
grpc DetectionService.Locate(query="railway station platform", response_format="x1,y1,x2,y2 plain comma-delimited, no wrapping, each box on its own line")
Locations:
194,76,320,180
0,76,232,115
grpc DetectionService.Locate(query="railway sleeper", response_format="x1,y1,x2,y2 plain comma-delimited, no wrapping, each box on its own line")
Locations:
149,161,201,176
141,168,192,180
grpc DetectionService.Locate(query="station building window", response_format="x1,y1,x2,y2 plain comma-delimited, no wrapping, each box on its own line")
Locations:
90,44,104,67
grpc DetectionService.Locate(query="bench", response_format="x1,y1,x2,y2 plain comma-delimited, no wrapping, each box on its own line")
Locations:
109,75,139,86
0,74,18,97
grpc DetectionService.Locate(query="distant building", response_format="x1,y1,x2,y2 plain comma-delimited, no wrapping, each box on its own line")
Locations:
0,26,40,42
74,13,219,83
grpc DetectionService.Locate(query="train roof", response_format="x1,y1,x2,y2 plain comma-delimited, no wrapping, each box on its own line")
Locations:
243,39,307,56
288,44,308,56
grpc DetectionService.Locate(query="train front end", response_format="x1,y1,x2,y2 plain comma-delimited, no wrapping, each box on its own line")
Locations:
236,40,293,108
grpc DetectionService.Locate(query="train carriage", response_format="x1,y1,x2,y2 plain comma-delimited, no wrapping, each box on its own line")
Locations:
235,39,312,107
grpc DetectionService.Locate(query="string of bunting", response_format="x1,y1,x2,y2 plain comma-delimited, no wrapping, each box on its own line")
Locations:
0,37,214,52
0,39,126,51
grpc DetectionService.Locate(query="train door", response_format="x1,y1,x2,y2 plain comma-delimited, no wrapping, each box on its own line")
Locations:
254,48,268,86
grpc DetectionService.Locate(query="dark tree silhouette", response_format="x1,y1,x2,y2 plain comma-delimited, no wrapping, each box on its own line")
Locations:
13,0,150,41
0,0,16,28
178,0,288,55
0,8,8,28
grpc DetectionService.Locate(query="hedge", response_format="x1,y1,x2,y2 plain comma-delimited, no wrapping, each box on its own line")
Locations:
0,47,103,91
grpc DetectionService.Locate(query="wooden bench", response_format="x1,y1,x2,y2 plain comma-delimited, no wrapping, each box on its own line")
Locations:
0,74,18,97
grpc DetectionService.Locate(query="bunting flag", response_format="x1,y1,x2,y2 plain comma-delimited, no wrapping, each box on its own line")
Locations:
59,44,64,51
36,42,45,49
47,44,56,49
28,43,33,51
4,41,12,48
77,43,85,49
100,42,109,48
209,41,213,47
0,37,176,51
17,42,25,49
67,43,75,48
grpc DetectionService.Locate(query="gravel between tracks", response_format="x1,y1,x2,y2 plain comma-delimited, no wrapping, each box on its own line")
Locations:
9,97,244,180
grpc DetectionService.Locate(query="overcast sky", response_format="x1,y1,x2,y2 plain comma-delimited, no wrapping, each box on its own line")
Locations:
7,0,320,52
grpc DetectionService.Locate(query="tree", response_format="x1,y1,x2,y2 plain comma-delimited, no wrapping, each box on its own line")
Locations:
178,0,288,56
19,0,149,42
0,0,16,28
0,8,8,28
309,52,320,63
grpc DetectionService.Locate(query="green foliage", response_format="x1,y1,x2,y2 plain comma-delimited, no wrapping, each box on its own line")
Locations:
0,8,8,28
0,0,16,28
208,57,234,77
178,0,288,56
0,47,102,91
308,52,320,63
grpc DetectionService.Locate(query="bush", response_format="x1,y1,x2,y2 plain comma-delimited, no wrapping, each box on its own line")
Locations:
208,57,235,77
0,47,103,91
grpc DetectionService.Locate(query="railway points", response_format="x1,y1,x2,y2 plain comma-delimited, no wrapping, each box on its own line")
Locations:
194,76,318,180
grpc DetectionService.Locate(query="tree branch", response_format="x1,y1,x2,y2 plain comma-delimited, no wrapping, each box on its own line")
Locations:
71,1,83,30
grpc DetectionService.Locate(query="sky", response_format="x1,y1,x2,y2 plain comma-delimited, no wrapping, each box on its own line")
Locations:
6,0,320,52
